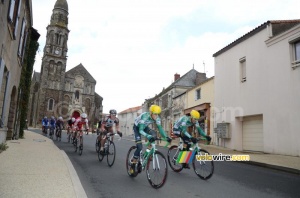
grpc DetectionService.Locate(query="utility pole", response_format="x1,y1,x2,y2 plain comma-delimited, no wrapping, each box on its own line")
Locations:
203,61,206,73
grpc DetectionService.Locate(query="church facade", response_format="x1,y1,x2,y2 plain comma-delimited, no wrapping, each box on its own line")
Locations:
28,0,103,127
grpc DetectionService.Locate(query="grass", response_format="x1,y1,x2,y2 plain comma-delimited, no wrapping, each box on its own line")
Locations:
0,143,9,153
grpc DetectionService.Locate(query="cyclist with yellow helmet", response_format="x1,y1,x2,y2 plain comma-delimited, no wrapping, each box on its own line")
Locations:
173,110,211,168
131,105,172,164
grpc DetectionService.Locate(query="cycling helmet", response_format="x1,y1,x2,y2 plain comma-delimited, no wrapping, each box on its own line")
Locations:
44,116,47,119
190,110,200,120
58,116,63,121
51,116,54,119
109,109,117,115
71,117,75,122
149,105,161,114
81,113,87,119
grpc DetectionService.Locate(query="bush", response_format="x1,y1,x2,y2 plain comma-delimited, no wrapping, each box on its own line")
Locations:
0,143,8,153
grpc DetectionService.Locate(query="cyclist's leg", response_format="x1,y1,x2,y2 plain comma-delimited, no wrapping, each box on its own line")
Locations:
181,135,192,169
132,125,143,164
100,131,107,152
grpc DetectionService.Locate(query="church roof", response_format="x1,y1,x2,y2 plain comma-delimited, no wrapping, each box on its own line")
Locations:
54,0,68,11
65,63,96,83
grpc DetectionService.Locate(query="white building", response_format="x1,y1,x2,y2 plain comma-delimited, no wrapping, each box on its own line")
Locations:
118,106,142,136
213,20,300,156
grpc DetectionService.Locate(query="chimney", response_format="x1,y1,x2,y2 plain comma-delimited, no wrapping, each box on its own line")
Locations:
174,73,180,81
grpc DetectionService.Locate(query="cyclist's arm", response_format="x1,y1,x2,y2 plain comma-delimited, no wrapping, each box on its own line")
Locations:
138,123,150,137
156,125,167,139
195,122,206,137
181,125,192,139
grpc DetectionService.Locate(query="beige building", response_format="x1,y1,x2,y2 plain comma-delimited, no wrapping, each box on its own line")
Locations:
0,0,39,142
213,20,300,156
185,77,214,141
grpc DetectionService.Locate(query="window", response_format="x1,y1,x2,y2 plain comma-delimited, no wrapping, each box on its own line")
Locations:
8,0,21,39
75,90,79,99
18,18,27,62
195,88,201,100
291,40,300,69
240,57,246,82
48,98,54,111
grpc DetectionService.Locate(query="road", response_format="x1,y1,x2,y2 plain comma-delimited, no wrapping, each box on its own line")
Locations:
31,129,300,198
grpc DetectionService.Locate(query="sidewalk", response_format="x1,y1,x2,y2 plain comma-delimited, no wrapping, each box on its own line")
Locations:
0,130,87,198
157,140,300,175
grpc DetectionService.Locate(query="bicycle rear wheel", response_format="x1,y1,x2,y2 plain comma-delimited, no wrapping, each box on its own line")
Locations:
74,139,78,152
146,151,168,189
98,148,104,162
167,145,183,172
107,141,116,167
79,137,83,156
95,139,100,152
126,146,138,177
192,149,214,180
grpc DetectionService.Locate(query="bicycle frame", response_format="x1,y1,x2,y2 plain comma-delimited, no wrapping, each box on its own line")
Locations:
140,139,169,170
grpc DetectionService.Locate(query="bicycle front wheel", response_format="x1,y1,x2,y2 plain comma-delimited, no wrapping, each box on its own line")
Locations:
126,146,138,177
146,151,168,189
79,137,83,156
107,141,116,167
192,149,214,180
167,145,183,172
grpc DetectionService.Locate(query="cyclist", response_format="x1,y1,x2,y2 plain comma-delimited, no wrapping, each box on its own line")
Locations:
74,113,89,145
173,109,212,169
42,116,49,135
67,117,76,143
97,109,123,153
131,105,172,165
48,116,56,138
55,116,64,140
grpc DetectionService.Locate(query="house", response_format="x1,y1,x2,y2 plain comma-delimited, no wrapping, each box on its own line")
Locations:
185,77,214,142
0,0,39,142
213,20,300,156
143,69,207,136
118,106,142,136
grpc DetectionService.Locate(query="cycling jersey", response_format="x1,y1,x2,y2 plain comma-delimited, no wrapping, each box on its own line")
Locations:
173,115,206,138
100,115,119,132
56,120,64,129
42,118,49,126
67,119,76,127
134,112,167,138
74,117,89,130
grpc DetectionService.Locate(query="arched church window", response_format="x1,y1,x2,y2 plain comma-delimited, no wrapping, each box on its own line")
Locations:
75,90,79,100
48,98,55,111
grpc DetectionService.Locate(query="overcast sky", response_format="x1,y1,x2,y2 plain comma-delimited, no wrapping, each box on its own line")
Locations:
31,0,300,113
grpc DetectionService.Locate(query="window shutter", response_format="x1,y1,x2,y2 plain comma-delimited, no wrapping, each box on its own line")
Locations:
8,0,15,23
21,29,28,62
18,18,26,56
13,0,21,38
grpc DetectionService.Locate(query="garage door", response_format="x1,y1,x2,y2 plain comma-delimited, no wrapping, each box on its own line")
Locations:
242,115,263,152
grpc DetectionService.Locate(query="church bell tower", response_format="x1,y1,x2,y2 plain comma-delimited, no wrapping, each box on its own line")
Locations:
37,0,69,120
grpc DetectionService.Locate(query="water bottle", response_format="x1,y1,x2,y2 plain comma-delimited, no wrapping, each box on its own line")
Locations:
104,142,108,150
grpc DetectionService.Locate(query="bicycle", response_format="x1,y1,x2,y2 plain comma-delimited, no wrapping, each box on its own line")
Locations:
67,126,72,143
49,126,55,139
42,126,48,136
126,137,169,189
74,129,84,156
97,132,121,167
167,137,214,180
55,125,63,141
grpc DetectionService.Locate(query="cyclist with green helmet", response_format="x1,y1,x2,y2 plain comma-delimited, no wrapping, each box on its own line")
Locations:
131,105,172,165
173,110,211,168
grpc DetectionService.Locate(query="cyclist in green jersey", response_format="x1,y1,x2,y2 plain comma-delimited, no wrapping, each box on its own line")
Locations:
131,105,172,164
173,109,211,168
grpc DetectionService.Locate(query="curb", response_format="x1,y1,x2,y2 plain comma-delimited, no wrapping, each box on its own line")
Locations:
61,151,88,198
237,160,300,175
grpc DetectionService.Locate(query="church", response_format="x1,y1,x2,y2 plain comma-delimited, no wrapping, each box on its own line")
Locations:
28,0,103,127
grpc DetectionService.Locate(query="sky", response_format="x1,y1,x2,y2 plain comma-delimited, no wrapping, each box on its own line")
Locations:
31,0,300,114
